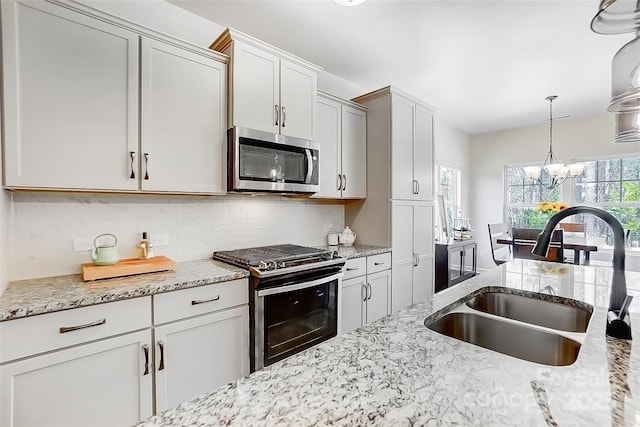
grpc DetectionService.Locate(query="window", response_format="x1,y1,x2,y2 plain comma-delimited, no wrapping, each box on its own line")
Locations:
505,166,559,229
574,156,640,245
438,163,461,235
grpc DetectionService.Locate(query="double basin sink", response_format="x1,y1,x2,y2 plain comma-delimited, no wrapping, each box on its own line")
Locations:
426,290,593,366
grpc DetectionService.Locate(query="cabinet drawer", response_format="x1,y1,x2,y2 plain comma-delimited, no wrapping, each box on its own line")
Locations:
343,257,367,280
154,279,248,325
367,252,391,274
0,297,151,363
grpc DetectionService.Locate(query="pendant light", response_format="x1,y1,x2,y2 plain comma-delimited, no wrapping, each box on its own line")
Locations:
522,96,585,189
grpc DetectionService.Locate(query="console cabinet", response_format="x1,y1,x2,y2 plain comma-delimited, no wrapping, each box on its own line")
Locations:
211,28,321,141
340,252,392,334
435,239,477,293
1,0,227,194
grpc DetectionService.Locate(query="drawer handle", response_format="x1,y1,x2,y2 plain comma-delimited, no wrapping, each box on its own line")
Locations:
158,340,165,371
142,344,149,376
59,318,106,334
191,295,221,305
374,262,385,266
346,267,360,271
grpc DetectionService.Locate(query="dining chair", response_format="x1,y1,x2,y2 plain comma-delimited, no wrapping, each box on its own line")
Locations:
558,223,585,263
512,228,565,263
487,223,512,266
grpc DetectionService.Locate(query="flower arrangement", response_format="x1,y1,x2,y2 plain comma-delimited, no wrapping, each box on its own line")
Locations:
536,201,569,214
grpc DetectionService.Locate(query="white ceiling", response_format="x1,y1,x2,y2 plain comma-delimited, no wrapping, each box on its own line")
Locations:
168,0,633,135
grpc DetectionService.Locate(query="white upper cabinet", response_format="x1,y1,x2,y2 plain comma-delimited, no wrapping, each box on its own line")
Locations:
1,0,228,194
211,28,321,141
314,92,366,199
391,93,435,201
1,0,139,191
141,39,227,194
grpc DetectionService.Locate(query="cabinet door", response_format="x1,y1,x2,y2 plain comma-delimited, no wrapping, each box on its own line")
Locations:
414,202,434,258
279,59,317,140
391,95,415,200
0,330,152,427
413,104,434,201
462,243,477,279
314,96,342,198
366,270,391,324
2,0,139,190
341,277,366,334
341,105,367,199
154,306,249,412
141,39,226,194
391,200,416,313
231,41,279,135
413,255,434,302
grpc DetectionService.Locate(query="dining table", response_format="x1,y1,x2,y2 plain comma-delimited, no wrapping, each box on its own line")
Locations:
496,236,599,265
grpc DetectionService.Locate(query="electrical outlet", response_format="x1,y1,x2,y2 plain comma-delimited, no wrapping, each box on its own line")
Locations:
73,238,92,252
150,234,169,246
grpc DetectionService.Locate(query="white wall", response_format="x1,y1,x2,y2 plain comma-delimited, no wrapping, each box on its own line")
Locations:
470,113,640,271
434,119,472,222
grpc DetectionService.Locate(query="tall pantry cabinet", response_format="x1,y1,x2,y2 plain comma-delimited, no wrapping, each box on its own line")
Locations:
346,86,435,313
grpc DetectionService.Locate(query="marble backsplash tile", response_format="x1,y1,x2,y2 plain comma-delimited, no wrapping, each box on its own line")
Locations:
8,193,344,281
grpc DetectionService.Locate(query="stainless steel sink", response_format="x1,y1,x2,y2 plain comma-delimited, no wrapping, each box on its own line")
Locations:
466,292,592,333
426,312,581,366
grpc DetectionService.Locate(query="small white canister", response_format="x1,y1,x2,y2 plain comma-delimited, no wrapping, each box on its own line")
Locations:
327,233,339,246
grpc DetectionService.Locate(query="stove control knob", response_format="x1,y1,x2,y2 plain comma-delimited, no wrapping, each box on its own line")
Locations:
270,261,278,270
279,262,286,269
258,261,269,271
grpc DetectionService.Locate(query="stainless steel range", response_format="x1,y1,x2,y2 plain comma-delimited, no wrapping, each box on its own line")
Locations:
213,244,345,371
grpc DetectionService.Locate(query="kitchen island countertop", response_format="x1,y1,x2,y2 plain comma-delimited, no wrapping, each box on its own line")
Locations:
139,260,640,426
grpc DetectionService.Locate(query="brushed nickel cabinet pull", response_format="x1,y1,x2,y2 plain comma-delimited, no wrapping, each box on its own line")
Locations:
129,151,136,179
374,262,385,266
191,295,220,305
346,267,359,271
342,174,347,191
362,283,367,302
367,283,372,300
143,153,149,180
142,344,149,376
337,174,342,191
281,106,286,127
158,340,165,371
59,318,106,334
416,180,420,194
275,105,280,126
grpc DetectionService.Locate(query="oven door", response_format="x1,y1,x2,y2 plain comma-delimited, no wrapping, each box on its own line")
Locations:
254,271,341,371
228,126,319,193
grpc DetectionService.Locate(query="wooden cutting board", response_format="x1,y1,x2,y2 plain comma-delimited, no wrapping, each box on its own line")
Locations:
81,256,176,281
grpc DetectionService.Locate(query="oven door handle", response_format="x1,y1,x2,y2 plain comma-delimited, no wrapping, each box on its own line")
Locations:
304,149,313,184
256,272,343,298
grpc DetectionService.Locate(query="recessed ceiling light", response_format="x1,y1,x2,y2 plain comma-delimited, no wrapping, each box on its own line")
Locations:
333,0,367,6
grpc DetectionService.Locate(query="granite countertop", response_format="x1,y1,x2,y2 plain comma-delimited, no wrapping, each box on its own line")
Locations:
139,260,640,426
316,243,391,259
0,245,389,322
0,259,249,321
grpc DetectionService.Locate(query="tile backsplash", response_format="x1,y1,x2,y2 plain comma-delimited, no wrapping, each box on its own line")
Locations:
9,193,344,280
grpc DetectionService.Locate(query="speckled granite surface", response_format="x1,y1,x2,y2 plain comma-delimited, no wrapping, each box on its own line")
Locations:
0,259,249,321
139,259,640,427
317,244,391,259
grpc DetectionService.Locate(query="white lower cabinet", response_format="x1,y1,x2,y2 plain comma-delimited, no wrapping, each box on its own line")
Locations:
340,253,392,334
152,278,249,413
154,305,249,412
0,298,153,427
0,279,250,426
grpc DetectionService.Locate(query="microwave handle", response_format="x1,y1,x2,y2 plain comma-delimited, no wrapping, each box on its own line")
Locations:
304,149,313,184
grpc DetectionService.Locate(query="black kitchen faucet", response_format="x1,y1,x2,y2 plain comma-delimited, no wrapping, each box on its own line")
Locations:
533,206,632,340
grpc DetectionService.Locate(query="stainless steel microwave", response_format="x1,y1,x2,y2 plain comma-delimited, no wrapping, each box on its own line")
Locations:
228,126,319,194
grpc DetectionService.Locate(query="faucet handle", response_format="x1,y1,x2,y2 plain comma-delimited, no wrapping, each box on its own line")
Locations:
607,297,632,340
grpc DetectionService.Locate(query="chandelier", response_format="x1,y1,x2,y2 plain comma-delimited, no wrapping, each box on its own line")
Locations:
522,96,585,189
